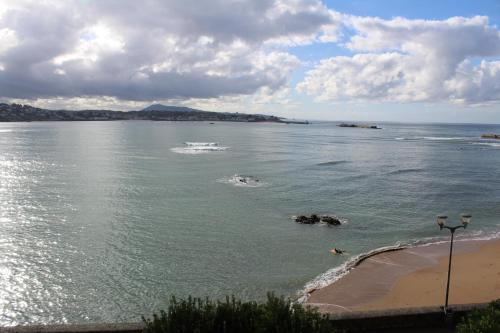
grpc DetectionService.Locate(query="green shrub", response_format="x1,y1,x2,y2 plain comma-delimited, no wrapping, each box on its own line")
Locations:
456,299,500,333
142,293,336,333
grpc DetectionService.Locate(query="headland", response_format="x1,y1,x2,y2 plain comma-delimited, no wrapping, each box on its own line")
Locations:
0,103,301,123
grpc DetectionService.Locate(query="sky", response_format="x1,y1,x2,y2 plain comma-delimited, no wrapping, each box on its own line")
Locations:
0,0,499,123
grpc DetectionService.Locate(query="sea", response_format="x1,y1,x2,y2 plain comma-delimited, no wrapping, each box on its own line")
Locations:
0,120,499,325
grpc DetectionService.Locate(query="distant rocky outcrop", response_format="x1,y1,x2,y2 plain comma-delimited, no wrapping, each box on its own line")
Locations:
280,119,310,125
295,214,342,226
481,134,500,140
0,103,304,124
338,123,381,129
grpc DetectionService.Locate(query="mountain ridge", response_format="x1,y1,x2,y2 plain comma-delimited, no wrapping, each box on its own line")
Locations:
0,103,308,124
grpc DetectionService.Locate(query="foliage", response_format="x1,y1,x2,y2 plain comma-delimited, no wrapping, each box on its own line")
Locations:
456,299,500,333
142,293,336,333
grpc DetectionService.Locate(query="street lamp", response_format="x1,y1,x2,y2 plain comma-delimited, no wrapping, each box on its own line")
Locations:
437,214,471,314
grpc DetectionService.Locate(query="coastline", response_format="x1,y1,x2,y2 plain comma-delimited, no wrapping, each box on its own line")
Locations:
306,237,500,313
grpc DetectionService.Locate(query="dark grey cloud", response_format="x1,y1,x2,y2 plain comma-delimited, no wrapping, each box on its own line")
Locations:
0,0,336,101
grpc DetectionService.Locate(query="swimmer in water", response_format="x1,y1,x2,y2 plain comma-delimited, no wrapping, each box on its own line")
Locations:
330,248,344,255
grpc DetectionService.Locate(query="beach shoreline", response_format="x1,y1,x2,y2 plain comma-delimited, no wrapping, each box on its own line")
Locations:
306,237,500,313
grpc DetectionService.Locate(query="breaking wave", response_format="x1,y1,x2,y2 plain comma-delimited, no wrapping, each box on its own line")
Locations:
472,142,500,148
297,243,406,303
420,136,469,141
184,142,220,147
171,142,229,154
296,230,500,303
386,167,425,175
395,136,470,141
316,160,348,166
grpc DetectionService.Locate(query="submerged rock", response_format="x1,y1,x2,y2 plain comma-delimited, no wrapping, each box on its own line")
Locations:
224,174,262,187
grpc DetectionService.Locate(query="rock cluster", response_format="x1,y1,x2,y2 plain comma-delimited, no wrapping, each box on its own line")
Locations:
295,214,342,226
337,123,381,129
481,134,500,140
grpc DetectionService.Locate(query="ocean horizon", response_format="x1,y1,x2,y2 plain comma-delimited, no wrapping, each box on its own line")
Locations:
0,120,499,325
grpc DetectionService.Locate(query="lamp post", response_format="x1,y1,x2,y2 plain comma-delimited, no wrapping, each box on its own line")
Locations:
436,213,472,314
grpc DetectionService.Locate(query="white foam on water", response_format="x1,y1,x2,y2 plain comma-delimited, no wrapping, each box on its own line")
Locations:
171,142,228,154
184,142,219,147
395,137,469,141
296,230,500,303
472,142,500,148
421,136,469,141
296,243,406,303
396,136,471,141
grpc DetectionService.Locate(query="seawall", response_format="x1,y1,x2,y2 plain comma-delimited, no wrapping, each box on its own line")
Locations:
0,302,489,333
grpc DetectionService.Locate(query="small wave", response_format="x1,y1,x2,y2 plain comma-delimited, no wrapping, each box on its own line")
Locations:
396,136,469,141
171,142,228,154
218,174,265,187
421,136,469,141
316,160,348,167
386,168,425,175
472,142,500,148
297,243,406,303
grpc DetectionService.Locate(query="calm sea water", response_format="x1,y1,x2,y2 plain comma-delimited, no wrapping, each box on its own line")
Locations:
0,120,499,325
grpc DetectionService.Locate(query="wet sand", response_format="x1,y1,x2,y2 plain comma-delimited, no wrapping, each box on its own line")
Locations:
306,238,500,313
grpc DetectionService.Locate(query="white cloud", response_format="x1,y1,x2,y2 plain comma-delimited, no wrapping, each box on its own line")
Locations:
299,15,500,105
0,28,18,55
0,0,337,105
445,60,500,105
2,0,499,110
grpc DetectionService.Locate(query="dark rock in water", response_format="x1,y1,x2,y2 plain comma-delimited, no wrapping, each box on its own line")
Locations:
295,215,317,224
295,215,314,224
337,123,381,129
481,134,500,139
321,215,341,225
295,214,341,225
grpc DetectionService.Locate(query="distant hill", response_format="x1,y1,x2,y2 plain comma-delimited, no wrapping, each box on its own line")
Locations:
141,104,201,112
0,103,310,124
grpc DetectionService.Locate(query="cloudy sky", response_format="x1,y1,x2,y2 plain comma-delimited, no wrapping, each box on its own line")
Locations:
1,0,499,122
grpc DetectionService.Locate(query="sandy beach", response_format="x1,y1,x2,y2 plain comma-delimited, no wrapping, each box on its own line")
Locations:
307,238,500,313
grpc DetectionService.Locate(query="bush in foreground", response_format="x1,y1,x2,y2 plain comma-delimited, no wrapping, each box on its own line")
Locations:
456,299,500,333
142,293,336,333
